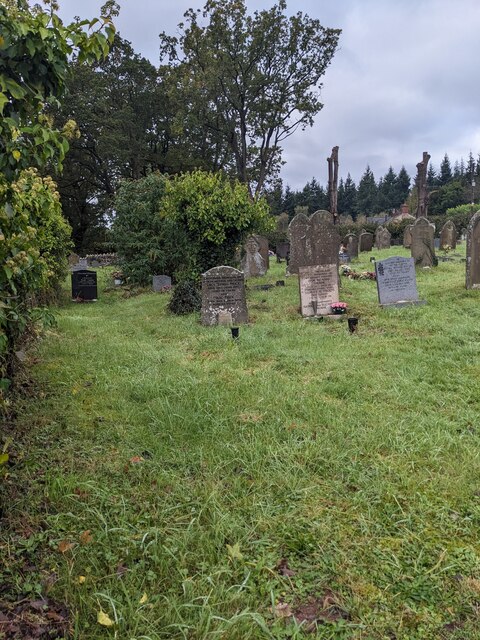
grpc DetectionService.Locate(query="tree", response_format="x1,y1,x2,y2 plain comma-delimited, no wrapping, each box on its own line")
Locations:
159,171,274,278
396,166,411,205
338,173,357,218
439,153,453,186
54,35,165,251
159,0,341,196
427,163,437,187
356,166,378,215
0,0,117,181
377,166,397,212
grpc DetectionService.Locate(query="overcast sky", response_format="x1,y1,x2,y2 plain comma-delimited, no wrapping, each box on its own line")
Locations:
57,0,480,189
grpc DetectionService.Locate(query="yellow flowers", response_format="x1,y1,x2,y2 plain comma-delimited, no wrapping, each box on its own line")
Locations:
12,149,21,161
97,610,115,627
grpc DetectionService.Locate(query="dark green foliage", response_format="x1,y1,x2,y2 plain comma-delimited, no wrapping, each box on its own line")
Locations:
386,218,414,243
168,280,201,315
338,173,358,218
357,166,378,215
112,173,190,286
429,181,465,215
439,153,453,186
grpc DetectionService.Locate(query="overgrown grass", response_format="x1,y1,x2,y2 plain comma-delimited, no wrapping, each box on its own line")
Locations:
3,245,480,639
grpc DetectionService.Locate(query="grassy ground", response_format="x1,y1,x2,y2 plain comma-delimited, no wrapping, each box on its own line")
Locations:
2,245,480,639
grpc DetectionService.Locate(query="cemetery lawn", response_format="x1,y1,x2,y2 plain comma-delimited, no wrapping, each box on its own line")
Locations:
3,247,480,640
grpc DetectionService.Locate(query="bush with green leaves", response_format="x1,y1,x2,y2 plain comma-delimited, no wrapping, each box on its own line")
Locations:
168,280,201,315
112,173,191,286
0,169,72,407
160,170,274,279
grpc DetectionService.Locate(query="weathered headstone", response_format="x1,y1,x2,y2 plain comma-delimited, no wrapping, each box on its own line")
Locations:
375,226,391,250
275,241,290,261
440,220,457,249
287,210,340,275
241,236,266,277
375,256,425,307
411,217,437,267
152,275,172,291
403,225,413,248
343,233,358,259
201,266,248,326
71,270,97,301
466,211,480,289
298,264,339,317
254,235,269,270
79,257,88,268
359,232,374,252
68,252,79,266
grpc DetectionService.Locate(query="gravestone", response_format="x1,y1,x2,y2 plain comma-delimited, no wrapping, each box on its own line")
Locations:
375,226,391,250
241,236,266,277
411,217,437,267
440,220,457,249
71,270,97,301
359,231,374,252
403,225,413,248
287,210,340,275
152,275,172,291
466,211,480,289
275,241,290,261
68,252,79,266
254,235,269,270
201,266,248,326
298,263,339,317
434,238,440,249
375,256,425,307
343,233,358,259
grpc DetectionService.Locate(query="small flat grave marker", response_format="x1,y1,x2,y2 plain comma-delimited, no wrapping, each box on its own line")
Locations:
375,256,425,307
298,264,339,317
71,269,98,301
201,266,248,326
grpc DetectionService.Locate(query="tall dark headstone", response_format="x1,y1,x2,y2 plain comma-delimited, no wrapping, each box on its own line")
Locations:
287,210,340,275
411,217,437,267
71,270,98,301
466,211,480,289
359,232,374,252
440,220,457,249
201,266,248,325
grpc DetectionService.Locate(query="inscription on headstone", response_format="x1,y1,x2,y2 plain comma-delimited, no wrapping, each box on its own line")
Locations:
375,256,425,307
298,264,339,317
201,266,248,325
71,270,98,301
411,216,437,267
466,211,480,289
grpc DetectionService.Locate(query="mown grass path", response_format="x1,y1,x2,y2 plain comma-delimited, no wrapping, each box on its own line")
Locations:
3,246,480,639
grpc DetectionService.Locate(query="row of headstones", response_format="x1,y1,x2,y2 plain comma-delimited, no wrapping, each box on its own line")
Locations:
200,211,480,325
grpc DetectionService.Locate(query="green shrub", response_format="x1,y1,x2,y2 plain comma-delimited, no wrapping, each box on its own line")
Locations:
168,280,201,315
160,170,274,279
113,173,190,286
1,169,72,408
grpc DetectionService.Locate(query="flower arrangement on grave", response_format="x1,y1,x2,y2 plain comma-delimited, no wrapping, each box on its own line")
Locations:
330,301,348,314
340,265,376,280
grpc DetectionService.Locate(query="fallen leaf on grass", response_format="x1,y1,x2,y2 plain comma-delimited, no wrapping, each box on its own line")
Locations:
116,562,128,578
97,610,115,627
226,542,243,561
139,592,148,604
79,530,93,545
129,456,144,464
58,540,74,553
273,602,293,619
78,576,86,584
